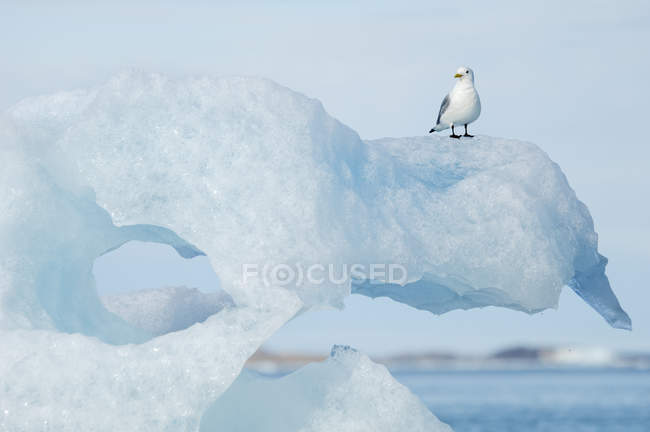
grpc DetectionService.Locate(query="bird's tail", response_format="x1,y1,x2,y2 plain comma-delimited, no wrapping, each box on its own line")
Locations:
429,123,449,133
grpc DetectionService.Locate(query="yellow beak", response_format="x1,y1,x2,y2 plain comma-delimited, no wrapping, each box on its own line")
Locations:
454,73,463,78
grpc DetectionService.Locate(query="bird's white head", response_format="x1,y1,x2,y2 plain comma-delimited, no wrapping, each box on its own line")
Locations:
454,66,474,83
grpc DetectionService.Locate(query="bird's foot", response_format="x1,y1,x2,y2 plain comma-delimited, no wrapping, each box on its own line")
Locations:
449,134,461,139
463,133,474,138
429,128,435,134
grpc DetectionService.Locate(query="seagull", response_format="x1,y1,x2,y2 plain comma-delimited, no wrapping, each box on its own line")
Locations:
429,66,481,139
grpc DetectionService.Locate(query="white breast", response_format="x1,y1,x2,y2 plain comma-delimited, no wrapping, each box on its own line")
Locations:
440,86,481,127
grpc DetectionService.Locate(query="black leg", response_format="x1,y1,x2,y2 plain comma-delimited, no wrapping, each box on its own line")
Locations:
463,124,474,138
450,125,461,139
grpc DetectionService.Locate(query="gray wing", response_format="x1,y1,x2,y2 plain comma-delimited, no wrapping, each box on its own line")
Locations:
436,94,450,125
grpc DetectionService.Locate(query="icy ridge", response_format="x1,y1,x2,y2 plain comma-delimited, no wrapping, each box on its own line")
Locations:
0,288,300,431
6,72,630,328
200,345,453,432
0,72,632,431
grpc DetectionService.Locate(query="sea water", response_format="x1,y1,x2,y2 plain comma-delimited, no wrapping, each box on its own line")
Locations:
394,368,650,432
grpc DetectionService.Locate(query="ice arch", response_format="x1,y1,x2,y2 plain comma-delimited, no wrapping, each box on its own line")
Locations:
0,72,631,431
7,72,630,327
0,126,212,343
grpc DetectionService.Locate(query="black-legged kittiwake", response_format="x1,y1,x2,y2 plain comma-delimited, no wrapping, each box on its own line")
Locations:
429,66,481,139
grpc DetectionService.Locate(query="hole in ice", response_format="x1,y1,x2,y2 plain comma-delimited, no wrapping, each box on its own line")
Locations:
93,241,232,337
94,241,221,296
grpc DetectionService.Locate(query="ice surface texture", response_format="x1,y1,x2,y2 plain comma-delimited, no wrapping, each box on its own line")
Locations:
101,286,234,336
354,137,631,329
0,72,630,430
200,345,452,432
0,291,300,431
8,71,630,327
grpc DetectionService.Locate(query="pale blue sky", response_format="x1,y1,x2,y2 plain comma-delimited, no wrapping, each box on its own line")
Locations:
3,0,648,355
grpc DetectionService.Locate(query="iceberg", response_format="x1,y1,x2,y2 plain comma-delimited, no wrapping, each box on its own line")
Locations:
7,72,629,327
0,72,630,430
350,136,629,329
0,288,300,431
200,345,452,432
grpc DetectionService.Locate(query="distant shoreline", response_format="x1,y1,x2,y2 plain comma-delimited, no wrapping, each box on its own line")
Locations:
247,345,650,374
